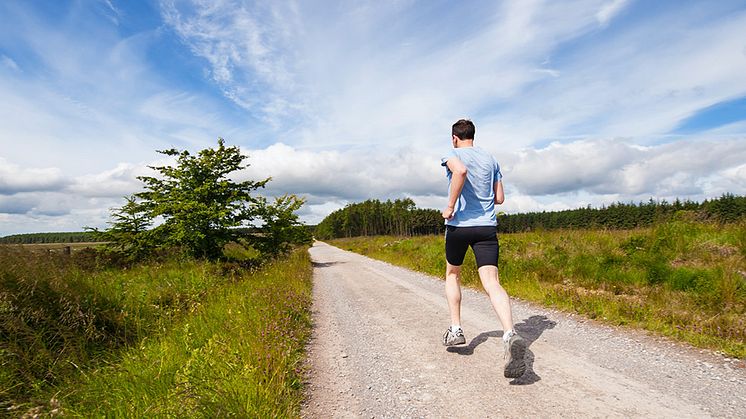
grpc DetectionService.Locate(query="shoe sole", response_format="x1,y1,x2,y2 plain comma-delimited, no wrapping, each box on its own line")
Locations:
504,337,527,378
443,336,466,346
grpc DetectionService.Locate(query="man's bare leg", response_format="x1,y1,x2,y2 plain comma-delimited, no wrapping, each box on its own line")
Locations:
443,263,467,346
445,263,463,326
477,265,514,332
478,264,526,377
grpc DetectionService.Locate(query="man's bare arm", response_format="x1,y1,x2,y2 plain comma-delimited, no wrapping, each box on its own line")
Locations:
442,158,467,220
494,180,504,205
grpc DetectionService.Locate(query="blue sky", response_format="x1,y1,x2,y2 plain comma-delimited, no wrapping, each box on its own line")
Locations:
1,0,746,235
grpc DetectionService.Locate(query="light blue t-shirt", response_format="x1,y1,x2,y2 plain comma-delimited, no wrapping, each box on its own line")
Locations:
441,146,502,227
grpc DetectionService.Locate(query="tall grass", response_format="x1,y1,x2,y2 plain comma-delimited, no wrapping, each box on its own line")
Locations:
60,250,312,417
1,246,312,417
331,220,746,358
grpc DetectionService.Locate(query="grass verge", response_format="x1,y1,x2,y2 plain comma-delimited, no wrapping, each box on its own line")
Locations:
1,246,313,417
330,220,746,358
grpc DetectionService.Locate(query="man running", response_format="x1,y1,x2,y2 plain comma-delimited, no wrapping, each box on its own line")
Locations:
440,119,526,378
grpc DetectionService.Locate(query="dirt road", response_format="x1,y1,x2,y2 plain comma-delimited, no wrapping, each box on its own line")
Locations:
302,242,746,418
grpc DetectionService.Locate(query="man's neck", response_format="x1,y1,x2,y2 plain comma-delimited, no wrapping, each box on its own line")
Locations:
455,140,474,148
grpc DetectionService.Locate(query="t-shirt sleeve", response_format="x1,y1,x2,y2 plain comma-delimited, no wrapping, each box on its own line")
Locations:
440,149,457,172
494,159,503,181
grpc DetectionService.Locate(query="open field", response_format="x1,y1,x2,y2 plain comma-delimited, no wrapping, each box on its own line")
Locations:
1,242,107,251
1,246,312,417
330,220,746,358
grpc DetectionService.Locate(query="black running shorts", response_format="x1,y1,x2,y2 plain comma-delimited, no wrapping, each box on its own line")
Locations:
444,225,499,268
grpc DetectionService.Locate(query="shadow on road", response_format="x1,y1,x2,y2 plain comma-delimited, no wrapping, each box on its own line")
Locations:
511,315,557,385
446,330,501,356
446,314,557,386
311,261,346,268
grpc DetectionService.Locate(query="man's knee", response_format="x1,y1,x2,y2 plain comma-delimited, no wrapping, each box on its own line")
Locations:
477,265,500,283
446,263,461,280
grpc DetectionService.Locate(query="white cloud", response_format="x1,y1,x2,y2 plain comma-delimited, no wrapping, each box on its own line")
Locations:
0,158,67,195
507,139,643,195
296,199,348,225
501,194,575,214
0,194,39,215
596,0,630,27
4,132,746,234
239,142,444,201
0,192,78,217
67,163,148,198
0,205,114,235
508,136,746,198
720,163,746,184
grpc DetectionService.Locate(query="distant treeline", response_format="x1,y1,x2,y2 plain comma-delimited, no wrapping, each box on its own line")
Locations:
0,232,103,244
315,194,746,239
314,198,443,239
500,194,745,232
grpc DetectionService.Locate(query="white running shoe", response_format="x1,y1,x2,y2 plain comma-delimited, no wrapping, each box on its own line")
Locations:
442,326,466,346
503,331,527,378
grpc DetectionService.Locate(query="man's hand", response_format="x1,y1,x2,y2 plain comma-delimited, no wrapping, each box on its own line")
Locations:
442,205,455,220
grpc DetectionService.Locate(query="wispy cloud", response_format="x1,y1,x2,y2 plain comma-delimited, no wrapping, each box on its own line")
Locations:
160,0,306,125
98,0,122,26
596,0,630,27
0,54,19,72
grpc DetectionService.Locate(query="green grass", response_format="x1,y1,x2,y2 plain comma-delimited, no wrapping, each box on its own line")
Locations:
1,246,313,417
330,220,746,358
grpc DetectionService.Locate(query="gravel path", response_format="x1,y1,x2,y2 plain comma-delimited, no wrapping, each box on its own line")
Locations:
302,242,746,418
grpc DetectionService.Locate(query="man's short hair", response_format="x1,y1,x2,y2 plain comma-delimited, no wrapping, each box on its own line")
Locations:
452,119,475,140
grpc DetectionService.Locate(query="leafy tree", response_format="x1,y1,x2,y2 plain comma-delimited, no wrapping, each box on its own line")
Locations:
88,195,153,259
91,138,308,261
134,138,270,259
252,194,312,257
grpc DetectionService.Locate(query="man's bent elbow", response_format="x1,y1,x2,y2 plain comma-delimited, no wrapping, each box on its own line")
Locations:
454,167,467,177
